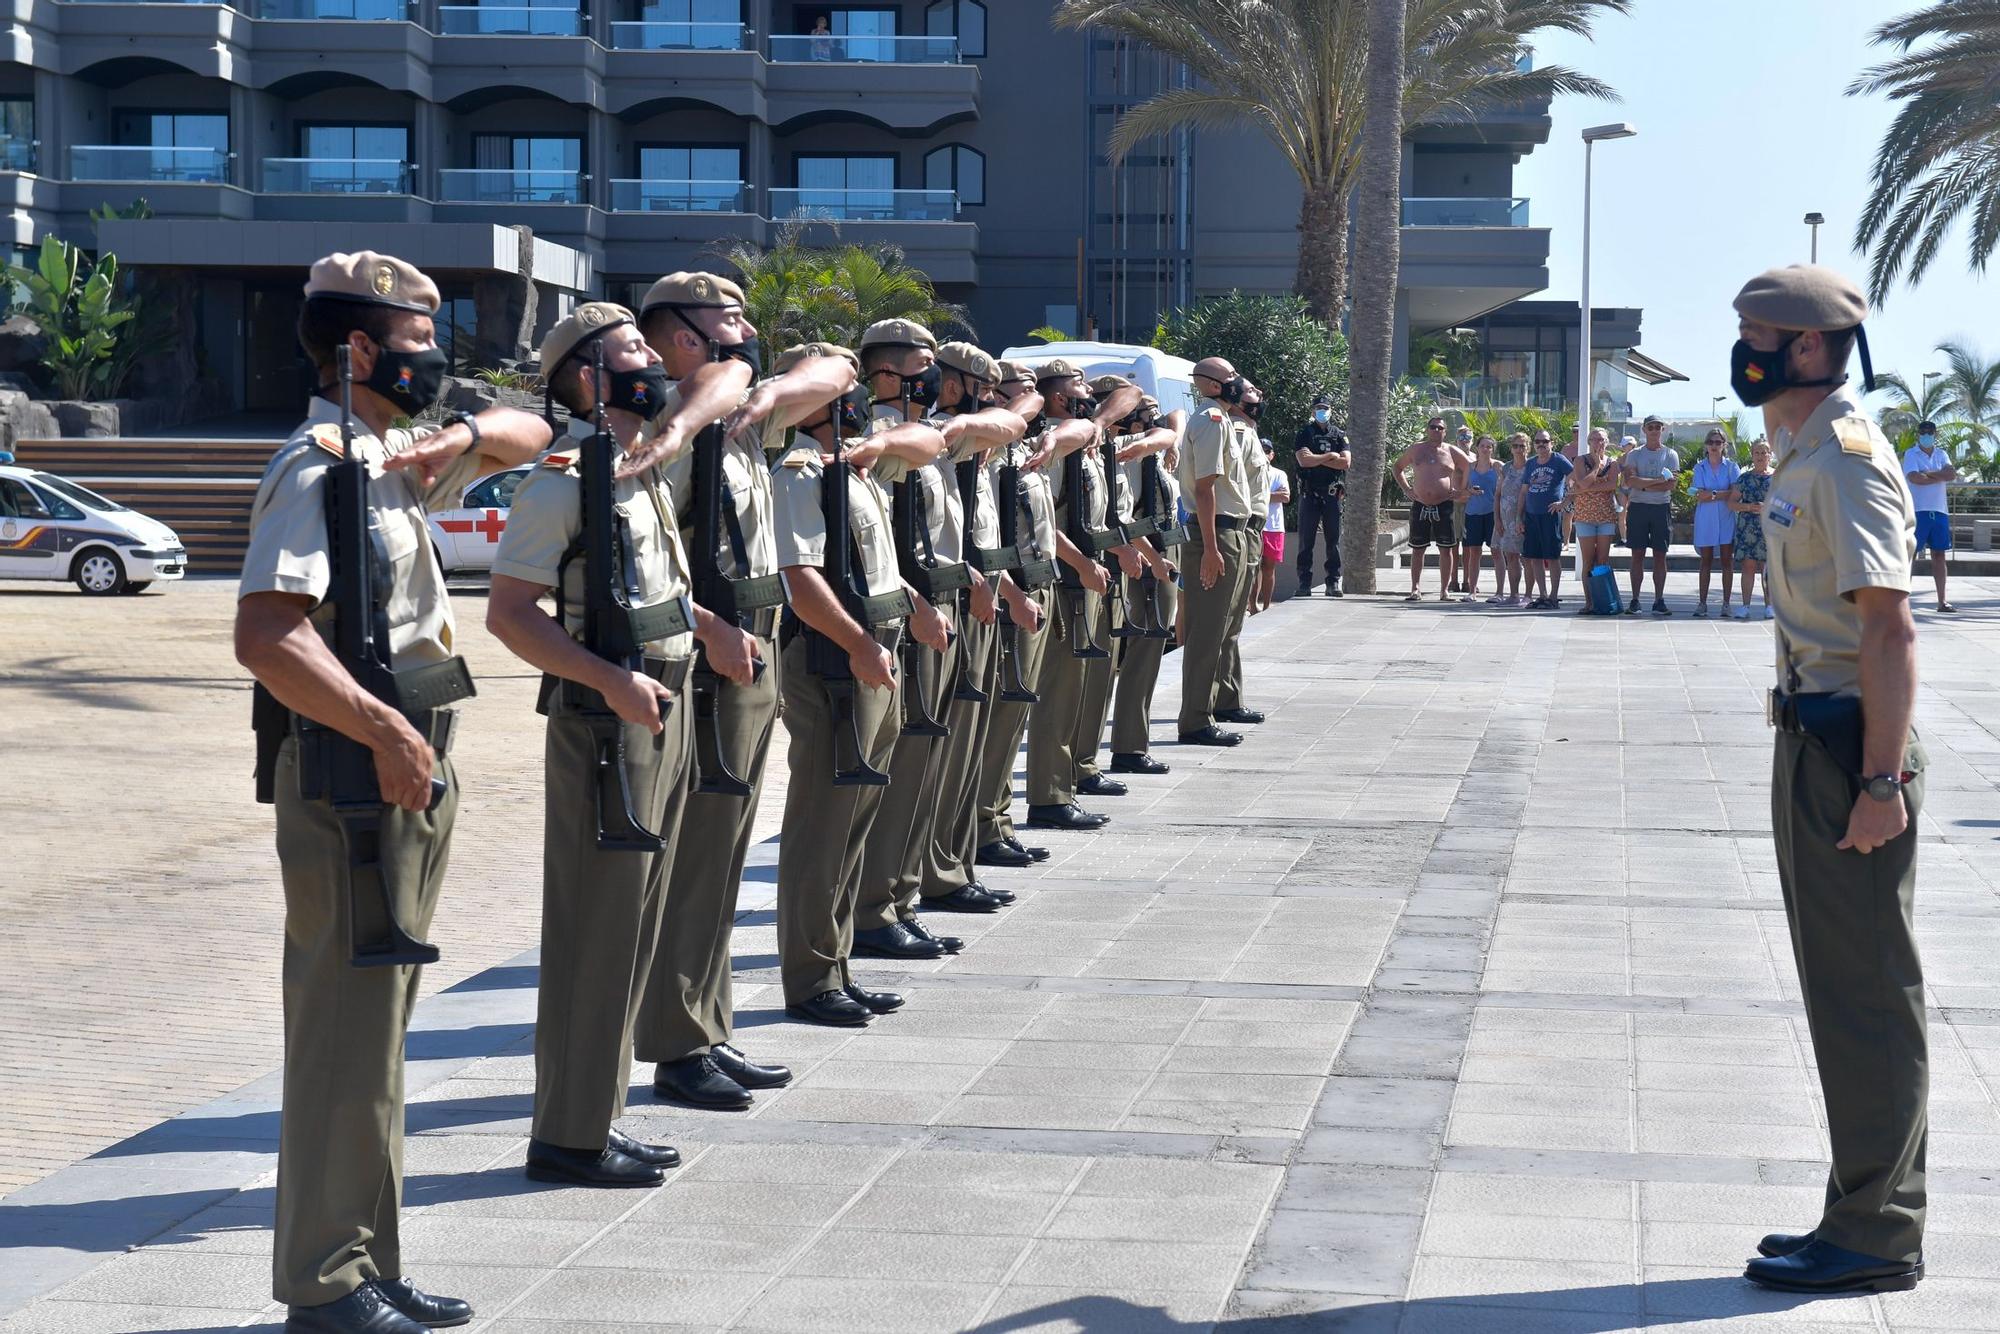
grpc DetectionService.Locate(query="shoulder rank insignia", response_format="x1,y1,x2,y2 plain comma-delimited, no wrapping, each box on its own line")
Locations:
308,423,345,457
1832,416,1885,457
1203,407,1224,422
542,452,576,470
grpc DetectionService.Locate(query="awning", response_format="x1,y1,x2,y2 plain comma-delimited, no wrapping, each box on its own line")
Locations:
1620,348,1690,386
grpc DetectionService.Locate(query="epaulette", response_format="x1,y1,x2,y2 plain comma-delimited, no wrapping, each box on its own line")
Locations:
1832,416,1886,457
308,423,345,457
1203,407,1225,422
542,452,576,470
777,445,815,470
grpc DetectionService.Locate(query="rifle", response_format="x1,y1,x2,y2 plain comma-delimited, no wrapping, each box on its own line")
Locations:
992,448,1042,704
687,418,779,798
251,343,476,968
1101,429,1148,643
1058,443,1113,660
1137,452,1185,640
561,339,696,852
950,453,998,705
803,433,912,785
891,460,967,737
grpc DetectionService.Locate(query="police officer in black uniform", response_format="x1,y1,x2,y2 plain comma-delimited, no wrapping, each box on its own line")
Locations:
1292,394,1350,597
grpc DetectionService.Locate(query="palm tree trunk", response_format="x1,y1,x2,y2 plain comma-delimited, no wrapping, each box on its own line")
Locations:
1342,0,1406,594
1294,182,1349,326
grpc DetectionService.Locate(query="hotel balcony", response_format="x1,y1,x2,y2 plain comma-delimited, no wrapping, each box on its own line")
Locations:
608,178,744,212
1,137,37,173
1401,196,1530,228
770,186,956,223
767,33,959,64
607,19,748,50
70,145,231,184
1399,195,1550,334
258,0,410,17
436,3,580,35
262,157,412,194
437,167,584,203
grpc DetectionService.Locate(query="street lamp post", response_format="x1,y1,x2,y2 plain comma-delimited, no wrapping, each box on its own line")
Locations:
1710,394,1726,422
1804,212,1825,264
1578,122,1636,594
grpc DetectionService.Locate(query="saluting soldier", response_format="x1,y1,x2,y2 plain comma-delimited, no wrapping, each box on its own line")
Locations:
855,340,1036,959
974,361,1060,868
234,251,551,1333
1213,381,1267,726
1178,357,1257,747
1109,393,1185,775
1730,267,1930,1297
915,347,1047,912
770,342,951,1027
629,272,852,1109
485,303,759,1189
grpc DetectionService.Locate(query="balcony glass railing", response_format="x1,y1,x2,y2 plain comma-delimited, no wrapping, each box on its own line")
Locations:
608,20,747,49
770,187,956,222
264,157,411,194
438,168,583,203
0,137,36,172
1400,196,1530,227
260,0,407,17
609,178,744,212
71,145,230,183
437,4,580,35
768,33,958,63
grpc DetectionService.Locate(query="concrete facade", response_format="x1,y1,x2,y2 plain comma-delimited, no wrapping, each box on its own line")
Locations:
2,0,1555,404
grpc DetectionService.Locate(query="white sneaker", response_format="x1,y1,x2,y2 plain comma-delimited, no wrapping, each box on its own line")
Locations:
1761,605,1774,620
1732,605,1750,620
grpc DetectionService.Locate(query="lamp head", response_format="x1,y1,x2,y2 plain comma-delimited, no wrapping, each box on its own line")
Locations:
1582,122,1637,143
1804,212,1825,226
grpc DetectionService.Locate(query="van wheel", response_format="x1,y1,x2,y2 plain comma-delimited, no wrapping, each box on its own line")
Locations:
73,547,128,596
123,582,152,595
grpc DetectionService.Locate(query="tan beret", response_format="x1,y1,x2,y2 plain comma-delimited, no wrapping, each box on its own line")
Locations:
539,301,636,376
772,341,861,376
1089,373,1133,395
858,318,937,352
1036,358,1084,385
640,270,746,316
995,360,1036,387
937,341,998,383
304,250,439,315
1733,264,1868,331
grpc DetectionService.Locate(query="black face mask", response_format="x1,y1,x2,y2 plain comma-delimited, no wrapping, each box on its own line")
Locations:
1068,392,1097,420
607,364,673,420
670,308,759,373
1243,399,1264,422
899,365,942,410
1220,375,1246,404
365,343,449,416
1731,334,1843,407
808,386,873,438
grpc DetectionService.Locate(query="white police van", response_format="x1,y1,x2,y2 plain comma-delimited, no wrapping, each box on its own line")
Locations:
426,465,532,578
0,463,188,594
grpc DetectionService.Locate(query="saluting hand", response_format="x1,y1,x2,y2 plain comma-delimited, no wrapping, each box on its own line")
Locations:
370,716,438,813
721,383,779,438
606,670,675,733
381,426,474,488
1838,790,1908,856
614,423,689,479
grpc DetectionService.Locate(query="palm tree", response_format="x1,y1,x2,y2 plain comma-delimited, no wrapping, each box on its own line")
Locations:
1850,4,2000,305
1343,0,1407,594
1050,0,1627,324
1933,338,2000,453
823,244,973,341
1871,371,1951,450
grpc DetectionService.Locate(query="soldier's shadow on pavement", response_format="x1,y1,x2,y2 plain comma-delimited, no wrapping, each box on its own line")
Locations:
963,1279,1852,1332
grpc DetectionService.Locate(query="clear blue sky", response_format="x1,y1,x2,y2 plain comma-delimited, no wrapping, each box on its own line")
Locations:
1511,0,1994,421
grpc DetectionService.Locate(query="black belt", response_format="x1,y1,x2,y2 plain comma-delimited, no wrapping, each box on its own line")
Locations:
1213,515,1245,531
297,707,456,754
644,654,693,693
780,617,902,653
1768,689,1864,775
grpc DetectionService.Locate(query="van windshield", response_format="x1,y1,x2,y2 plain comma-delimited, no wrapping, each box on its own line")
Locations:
34,474,128,512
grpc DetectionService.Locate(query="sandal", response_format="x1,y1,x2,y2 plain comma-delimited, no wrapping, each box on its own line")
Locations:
1405,591,1423,602
1938,602,1959,614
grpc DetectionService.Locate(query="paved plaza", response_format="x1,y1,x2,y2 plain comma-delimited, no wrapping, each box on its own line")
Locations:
4,574,2000,1332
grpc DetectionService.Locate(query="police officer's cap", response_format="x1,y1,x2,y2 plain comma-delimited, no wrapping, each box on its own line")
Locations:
1311,393,1332,408
1036,358,1085,387
640,271,746,318
540,302,636,377
772,341,861,376
304,251,439,315
858,318,938,352
1733,265,1868,332
936,341,998,383
1919,419,1938,431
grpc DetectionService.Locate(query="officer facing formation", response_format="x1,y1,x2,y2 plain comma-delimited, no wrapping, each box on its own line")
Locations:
1727,266,1929,1298
235,251,553,1334
1177,357,1263,748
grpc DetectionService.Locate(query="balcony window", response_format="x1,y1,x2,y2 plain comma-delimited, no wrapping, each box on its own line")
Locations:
261,0,407,18
924,0,983,58
1399,196,1529,227
771,7,957,63
0,101,34,173
266,125,412,194
444,134,583,202
439,0,580,35
612,145,743,211
778,156,954,222
89,111,230,182
611,0,745,49
923,144,982,207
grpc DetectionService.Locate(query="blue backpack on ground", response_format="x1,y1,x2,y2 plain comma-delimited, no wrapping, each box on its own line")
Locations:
1586,564,1622,615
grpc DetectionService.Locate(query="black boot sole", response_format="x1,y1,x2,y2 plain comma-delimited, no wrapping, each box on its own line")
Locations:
1744,1267,1921,1294
524,1163,664,1189
650,1082,753,1110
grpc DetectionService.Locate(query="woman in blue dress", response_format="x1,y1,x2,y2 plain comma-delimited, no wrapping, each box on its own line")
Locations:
1690,430,1741,618
1729,437,1773,620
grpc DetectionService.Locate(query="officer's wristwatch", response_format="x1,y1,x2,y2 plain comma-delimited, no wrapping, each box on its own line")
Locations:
446,410,481,448
1863,772,1907,802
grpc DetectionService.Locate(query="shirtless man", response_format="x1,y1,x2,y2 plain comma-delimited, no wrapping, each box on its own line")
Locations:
1391,416,1470,602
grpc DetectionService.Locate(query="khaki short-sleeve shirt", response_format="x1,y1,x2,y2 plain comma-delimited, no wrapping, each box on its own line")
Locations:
1006,429,1060,560
491,419,696,658
657,384,782,580
1764,388,1917,696
1239,420,1270,513
1179,404,1253,518
239,397,485,668
770,440,903,607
